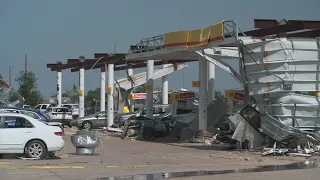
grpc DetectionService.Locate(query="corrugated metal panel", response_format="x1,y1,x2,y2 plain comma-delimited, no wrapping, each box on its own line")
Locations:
242,38,320,95
264,93,320,128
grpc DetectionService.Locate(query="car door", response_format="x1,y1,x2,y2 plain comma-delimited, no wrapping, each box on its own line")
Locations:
40,105,48,113
0,116,34,151
97,112,108,127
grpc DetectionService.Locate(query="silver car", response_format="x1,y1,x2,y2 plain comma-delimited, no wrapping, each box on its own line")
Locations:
70,111,118,130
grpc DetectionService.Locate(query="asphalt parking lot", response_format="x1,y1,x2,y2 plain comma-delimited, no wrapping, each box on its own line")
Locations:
0,129,313,180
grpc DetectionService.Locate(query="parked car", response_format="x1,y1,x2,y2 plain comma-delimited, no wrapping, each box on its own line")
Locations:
0,107,64,133
0,113,65,158
70,111,118,130
22,105,31,109
61,104,78,109
70,105,79,119
34,104,55,113
45,107,73,127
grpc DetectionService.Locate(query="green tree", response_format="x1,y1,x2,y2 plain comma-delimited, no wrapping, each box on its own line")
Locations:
85,88,100,101
16,71,42,107
0,74,4,95
63,84,78,103
132,84,146,93
215,90,225,100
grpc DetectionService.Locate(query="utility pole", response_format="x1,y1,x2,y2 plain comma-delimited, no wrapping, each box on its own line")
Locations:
24,54,27,73
9,66,13,86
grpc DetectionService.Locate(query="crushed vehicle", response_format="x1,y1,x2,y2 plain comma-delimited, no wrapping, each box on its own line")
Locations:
121,112,173,140
115,104,170,127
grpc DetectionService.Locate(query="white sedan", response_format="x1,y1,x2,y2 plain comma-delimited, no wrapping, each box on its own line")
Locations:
0,113,65,158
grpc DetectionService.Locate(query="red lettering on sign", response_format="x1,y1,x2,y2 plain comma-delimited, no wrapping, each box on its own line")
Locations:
234,92,244,100
179,92,196,99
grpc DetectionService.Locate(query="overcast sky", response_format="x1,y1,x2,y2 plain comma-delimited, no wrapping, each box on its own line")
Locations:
1,0,319,96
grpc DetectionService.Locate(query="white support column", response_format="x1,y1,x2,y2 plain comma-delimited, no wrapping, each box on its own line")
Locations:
146,60,154,119
198,57,208,130
162,61,169,104
56,70,62,107
208,62,215,104
127,64,134,112
79,67,85,118
100,67,106,112
107,63,114,127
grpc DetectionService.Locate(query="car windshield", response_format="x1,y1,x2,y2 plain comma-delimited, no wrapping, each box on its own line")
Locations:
156,112,172,119
37,111,49,120
134,107,145,113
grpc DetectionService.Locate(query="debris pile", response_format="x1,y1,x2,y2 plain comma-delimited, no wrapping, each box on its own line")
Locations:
230,104,320,157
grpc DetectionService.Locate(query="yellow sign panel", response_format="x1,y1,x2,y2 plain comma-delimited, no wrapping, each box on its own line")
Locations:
225,90,235,99
170,93,180,100
187,29,202,48
128,94,134,100
208,21,224,43
163,21,224,49
107,87,112,92
192,81,199,87
78,89,84,95
164,30,189,48
146,84,152,90
199,26,211,45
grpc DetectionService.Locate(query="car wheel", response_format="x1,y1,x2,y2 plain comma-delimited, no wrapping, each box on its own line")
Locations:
82,121,92,130
25,140,47,159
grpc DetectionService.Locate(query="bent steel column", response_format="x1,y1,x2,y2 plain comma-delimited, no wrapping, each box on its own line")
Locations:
198,57,208,130
79,67,85,118
162,62,169,104
100,67,106,112
146,60,154,119
208,62,215,103
107,63,114,127
56,70,62,107
127,64,134,112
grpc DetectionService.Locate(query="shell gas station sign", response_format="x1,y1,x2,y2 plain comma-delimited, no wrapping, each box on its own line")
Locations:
129,93,147,100
225,90,244,101
171,92,197,100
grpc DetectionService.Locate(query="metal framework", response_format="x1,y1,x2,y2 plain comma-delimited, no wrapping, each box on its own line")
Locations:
244,19,320,38
47,53,195,72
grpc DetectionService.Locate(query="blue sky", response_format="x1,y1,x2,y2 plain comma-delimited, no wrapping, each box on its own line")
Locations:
1,0,319,96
